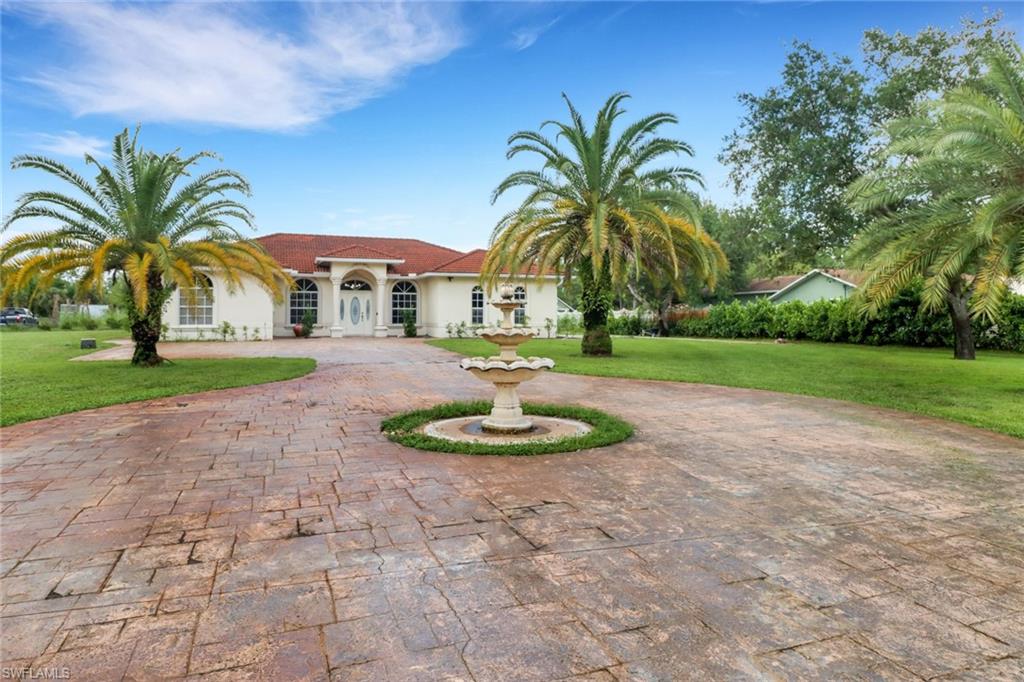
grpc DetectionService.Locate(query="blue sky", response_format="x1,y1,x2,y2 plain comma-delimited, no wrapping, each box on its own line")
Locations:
2,2,1020,251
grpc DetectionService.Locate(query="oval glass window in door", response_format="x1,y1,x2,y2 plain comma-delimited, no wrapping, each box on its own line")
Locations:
350,297,360,325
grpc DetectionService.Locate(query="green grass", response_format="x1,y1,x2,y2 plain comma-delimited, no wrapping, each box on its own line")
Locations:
0,329,315,426
430,337,1024,439
381,400,633,455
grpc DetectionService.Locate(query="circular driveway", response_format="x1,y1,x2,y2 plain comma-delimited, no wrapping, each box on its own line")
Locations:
3,338,1023,679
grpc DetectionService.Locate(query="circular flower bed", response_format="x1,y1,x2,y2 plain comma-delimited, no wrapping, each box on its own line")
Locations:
380,400,633,456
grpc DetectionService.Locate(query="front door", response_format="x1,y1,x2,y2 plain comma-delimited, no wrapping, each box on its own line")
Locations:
338,281,373,336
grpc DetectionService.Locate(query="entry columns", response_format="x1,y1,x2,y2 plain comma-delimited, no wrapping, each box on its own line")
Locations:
329,275,344,338
374,277,388,337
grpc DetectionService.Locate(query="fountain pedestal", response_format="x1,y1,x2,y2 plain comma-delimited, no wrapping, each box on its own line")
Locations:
460,285,554,433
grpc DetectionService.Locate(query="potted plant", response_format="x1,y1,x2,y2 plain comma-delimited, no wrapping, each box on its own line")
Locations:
294,310,315,338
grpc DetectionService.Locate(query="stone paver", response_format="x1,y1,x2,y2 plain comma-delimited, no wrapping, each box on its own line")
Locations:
3,337,1023,680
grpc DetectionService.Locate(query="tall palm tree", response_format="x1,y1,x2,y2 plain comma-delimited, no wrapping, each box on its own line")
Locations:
848,46,1024,360
1,128,291,366
483,93,727,355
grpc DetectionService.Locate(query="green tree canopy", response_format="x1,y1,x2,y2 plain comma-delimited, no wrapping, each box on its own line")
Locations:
1,128,291,365
847,45,1024,360
720,13,1016,278
484,93,727,355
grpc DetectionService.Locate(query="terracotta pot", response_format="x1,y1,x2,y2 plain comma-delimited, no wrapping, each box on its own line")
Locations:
293,324,304,337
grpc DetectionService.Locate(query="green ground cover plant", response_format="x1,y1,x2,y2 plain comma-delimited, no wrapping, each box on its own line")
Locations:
381,400,633,455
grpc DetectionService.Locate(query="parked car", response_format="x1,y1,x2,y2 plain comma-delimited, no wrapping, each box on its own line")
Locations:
0,307,39,326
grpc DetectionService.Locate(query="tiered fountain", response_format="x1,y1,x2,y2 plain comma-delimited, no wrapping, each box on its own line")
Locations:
462,284,554,433
420,284,592,444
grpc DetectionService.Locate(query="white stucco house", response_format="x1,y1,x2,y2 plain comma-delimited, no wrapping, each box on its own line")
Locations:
164,233,559,340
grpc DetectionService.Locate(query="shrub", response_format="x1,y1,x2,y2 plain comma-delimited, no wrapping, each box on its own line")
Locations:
59,315,75,330
671,288,1024,352
299,310,314,338
557,314,583,335
104,312,126,329
81,316,99,330
37,320,52,331
607,312,647,336
218,321,236,341
402,310,417,338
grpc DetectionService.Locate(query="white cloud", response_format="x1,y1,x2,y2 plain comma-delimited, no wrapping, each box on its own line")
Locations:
18,2,462,131
510,17,560,51
30,131,110,158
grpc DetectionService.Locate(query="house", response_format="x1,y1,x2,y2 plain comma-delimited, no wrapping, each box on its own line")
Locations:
164,233,559,340
733,269,863,304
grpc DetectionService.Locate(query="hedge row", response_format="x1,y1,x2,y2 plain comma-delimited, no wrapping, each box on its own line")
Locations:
671,288,1024,352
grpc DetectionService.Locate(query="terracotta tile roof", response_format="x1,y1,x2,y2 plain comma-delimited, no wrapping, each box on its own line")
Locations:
430,249,488,273
255,233,464,276
430,249,556,276
320,244,403,261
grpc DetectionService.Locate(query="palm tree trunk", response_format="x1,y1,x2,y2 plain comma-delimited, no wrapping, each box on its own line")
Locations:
579,258,612,355
946,278,976,361
129,271,166,367
657,292,674,336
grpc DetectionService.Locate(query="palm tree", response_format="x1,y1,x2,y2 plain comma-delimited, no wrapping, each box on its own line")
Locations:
848,46,1024,360
483,93,727,355
1,128,290,366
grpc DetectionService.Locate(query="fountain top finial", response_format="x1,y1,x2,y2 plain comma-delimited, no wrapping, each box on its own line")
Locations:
498,283,515,301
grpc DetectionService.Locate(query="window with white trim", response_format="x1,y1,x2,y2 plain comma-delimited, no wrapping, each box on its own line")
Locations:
471,286,484,324
391,281,417,324
179,274,214,325
514,286,526,325
289,278,319,325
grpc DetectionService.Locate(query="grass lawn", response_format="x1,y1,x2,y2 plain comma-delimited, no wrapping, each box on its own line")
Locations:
0,329,316,426
430,337,1024,439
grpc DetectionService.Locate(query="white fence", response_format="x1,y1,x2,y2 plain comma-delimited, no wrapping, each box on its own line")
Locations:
59,304,109,318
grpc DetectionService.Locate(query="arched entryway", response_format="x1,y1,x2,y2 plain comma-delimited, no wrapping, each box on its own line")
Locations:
337,278,374,336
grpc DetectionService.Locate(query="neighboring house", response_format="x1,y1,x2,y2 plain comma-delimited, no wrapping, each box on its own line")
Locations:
733,269,863,304
164,233,559,340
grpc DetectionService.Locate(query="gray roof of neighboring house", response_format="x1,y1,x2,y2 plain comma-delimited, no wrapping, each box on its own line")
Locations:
735,269,864,298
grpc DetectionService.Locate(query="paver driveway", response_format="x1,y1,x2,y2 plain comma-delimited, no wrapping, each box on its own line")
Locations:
2,338,1023,680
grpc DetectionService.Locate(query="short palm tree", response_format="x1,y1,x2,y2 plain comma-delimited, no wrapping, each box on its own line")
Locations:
1,128,291,365
484,93,727,355
848,46,1024,360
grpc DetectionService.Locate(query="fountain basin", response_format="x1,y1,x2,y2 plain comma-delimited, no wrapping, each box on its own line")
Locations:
422,415,592,444
477,330,536,346
460,356,554,374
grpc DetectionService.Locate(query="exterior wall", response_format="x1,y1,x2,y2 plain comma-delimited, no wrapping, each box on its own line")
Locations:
734,291,773,303
418,276,559,338
273,274,332,338
772,273,856,304
165,273,274,341
210,269,561,340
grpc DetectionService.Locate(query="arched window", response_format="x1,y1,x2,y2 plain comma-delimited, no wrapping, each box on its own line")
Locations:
180,274,214,325
391,281,417,324
514,286,526,325
471,286,484,324
289,279,319,325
